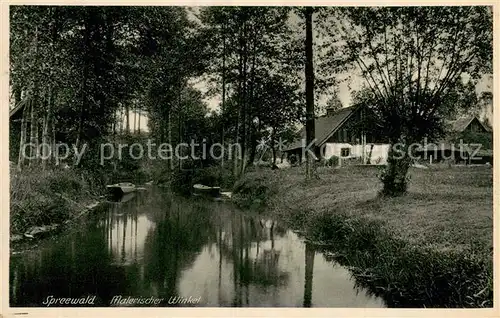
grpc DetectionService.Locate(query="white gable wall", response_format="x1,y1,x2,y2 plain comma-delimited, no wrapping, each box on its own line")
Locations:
322,143,390,165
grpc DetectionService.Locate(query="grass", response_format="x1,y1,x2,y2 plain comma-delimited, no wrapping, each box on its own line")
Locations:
10,166,103,235
10,135,155,237
232,165,493,307
267,165,492,252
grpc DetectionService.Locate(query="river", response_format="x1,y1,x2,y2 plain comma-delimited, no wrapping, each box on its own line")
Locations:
10,186,385,307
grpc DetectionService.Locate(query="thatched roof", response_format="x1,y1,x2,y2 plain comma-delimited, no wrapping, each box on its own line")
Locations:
284,105,358,151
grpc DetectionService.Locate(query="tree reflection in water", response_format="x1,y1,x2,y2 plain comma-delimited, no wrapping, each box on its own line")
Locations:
213,210,290,306
141,193,218,302
303,242,315,307
10,187,385,307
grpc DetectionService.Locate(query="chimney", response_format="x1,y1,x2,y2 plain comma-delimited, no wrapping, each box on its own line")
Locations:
326,107,336,117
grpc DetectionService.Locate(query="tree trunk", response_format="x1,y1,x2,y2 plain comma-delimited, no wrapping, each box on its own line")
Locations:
51,90,57,165
17,97,29,171
177,84,183,170
125,102,130,134
113,107,117,136
221,23,226,169
29,26,40,167
271,127,277,165
240,21,249,176
29,92,37,166
233,105,241,178
120,104,125,134
304,8,317,180
133,108,137,132
233,124,240,177
245,35,258,170
167,110,172,170
40,116,46,163
248,128,257,165
303,242,315,307
35,109,40,164
381,143,411,196
272,145,277,166
137,109,141,133
75,101,85,149
52,111,56,166
367,144,374,164
233,26,244,179
105,10,116,138
42,87,52,169
76,15,90,150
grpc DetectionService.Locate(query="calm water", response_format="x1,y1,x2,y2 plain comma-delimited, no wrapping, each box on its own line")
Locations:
10,187,385,307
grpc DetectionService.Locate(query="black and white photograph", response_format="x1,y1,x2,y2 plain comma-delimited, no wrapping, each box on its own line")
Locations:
4,3,496,312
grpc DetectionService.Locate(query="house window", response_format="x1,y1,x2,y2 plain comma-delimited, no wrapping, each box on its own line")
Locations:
341,147,350,157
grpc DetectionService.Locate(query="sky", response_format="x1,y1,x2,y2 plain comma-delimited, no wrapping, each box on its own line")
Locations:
190,9,493,122
124,71,492,132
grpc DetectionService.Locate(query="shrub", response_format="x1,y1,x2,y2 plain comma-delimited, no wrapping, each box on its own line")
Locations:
288,154,300,166
326,155,340,167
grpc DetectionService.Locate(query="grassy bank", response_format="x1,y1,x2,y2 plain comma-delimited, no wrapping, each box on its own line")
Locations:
10,166,104,236
232,165,493,307
10,134,155,238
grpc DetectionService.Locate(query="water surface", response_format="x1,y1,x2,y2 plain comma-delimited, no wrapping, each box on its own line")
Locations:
10,187,385,307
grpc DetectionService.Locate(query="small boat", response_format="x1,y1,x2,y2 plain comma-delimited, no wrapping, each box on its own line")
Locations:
107,182,136,197
212,192,232,202
193,184,221,198
117,192,136,203
220,191,232,199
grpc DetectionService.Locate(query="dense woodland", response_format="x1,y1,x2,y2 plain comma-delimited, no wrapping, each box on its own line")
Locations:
10,6,493,196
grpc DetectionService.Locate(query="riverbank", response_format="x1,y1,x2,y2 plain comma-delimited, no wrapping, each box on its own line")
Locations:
232,165,493,307
9,166,106,247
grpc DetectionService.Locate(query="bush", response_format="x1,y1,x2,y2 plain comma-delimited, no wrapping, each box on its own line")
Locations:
287,154,300,166
326,155,340,167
